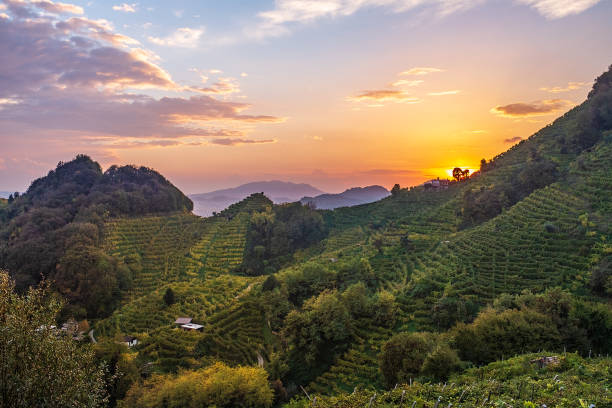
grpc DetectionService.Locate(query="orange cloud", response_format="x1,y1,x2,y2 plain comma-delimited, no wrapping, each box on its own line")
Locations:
504,136,523,143
490,99,573,117
428,90,461,96
400,67,444,76
540,81,588,93
391,79,424,87
348,90,421,104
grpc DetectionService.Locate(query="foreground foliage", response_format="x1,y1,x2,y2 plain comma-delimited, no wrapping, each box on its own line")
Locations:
120,362,273,408
0,271,107,408
285,353,611,408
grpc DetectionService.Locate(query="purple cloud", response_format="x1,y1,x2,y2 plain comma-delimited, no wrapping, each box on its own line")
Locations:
0,0,280,155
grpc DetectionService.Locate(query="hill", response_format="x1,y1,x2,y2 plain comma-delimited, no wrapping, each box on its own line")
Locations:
0,155,193,316
0,191,11,199
2,66,611,408
300,185,390,209
190,181,324,216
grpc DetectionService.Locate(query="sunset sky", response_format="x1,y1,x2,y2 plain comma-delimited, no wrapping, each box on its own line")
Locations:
1,0,611,193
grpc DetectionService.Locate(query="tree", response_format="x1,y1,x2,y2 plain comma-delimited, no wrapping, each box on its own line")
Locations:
371,232,384,254
452,167,463,181
480,158,487,172
163,287,175,306
450,307,561,365
262,274,280,291
391,184,401,196
379,332,436,387
121,362,273,408
0,271,107,407
283,290,353,368
420,343,460,381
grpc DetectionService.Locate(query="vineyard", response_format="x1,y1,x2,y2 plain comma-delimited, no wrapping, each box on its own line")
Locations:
289,353,611,408
85,85,612,404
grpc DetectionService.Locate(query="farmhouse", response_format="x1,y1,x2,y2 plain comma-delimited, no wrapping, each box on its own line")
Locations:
174,317,192,326
423,177,450,191
180,323,204,332
122,336,139,348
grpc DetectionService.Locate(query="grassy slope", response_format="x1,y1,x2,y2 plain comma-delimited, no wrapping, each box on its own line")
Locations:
287,353,612,408
96,194,272,371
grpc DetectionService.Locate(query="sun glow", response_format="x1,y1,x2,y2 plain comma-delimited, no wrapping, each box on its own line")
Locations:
445,167,478,178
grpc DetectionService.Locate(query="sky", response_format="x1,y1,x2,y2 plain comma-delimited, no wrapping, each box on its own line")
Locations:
0,0,611,194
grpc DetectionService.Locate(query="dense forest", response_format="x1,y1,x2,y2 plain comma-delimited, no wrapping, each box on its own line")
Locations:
1,65,611,408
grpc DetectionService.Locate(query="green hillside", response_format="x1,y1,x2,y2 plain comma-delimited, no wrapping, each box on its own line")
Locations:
287,353,612,408
2,67,611,408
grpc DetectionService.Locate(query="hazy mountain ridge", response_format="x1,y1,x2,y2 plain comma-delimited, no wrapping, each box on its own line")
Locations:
190,180,324,216
300,185,390,209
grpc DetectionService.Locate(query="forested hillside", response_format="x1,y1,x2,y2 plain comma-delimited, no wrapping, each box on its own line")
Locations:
1,66,611,407
0,155,193,317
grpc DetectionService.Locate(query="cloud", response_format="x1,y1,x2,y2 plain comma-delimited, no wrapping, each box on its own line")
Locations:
428,90,461,96
112,3,136,13
348,89,421,104
148,27,204,48
32,0,83,15
515,0,601,18
540,81,588,93
360,168,421,176
191,77,240,95
490,99,573,117
249,0,601,39
400,67,445,76
210,138,276,146
504,136,523,143
391,79,424,87
0,1,279,155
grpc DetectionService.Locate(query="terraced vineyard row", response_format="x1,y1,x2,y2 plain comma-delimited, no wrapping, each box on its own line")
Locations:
95,275,251,337
197,297,267,366
308,324,392,395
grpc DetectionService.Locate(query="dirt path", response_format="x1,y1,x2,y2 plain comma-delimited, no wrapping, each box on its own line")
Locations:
88,329,97,343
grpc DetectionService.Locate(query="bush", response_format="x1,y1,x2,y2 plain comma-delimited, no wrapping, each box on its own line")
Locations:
450,308,561,365
379,332,436,387
420,343,461,381
121,362,273,408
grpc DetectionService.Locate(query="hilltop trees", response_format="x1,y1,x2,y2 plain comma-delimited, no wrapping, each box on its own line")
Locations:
0,271,107,407
0,155,193,318
391,184,401,196
452,167,470,181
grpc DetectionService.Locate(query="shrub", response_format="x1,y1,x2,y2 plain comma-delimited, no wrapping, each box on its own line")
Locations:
121,362,273,408
379,332,436,387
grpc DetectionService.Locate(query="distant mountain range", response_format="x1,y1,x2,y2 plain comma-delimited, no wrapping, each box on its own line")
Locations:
190,181,324,216
0,191,12,199
300,185,390,210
